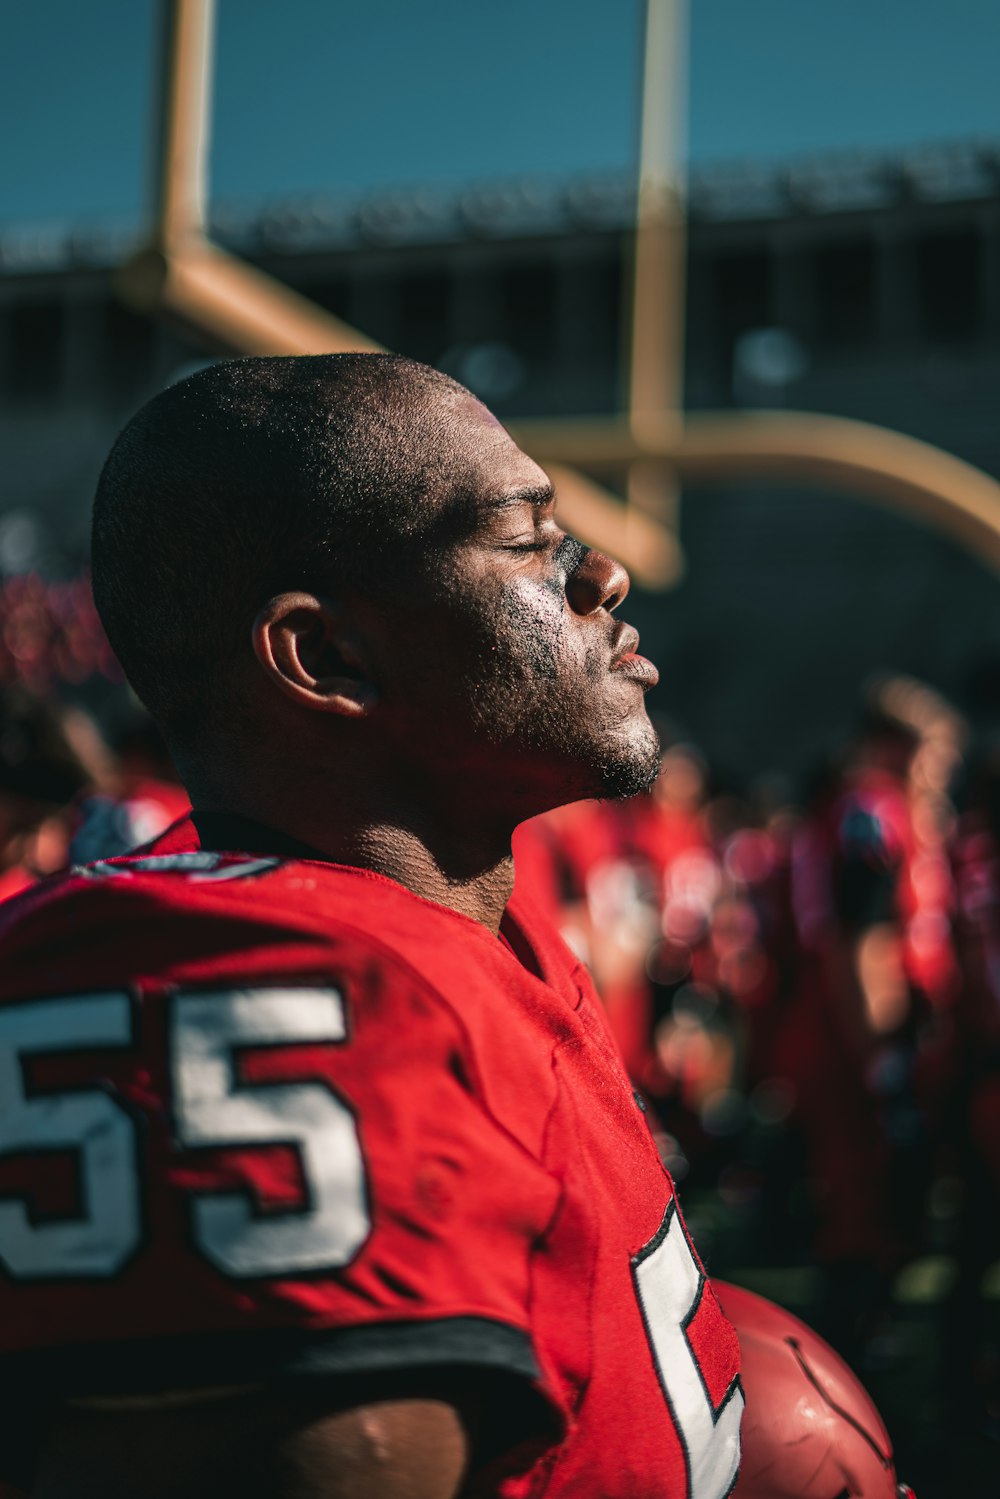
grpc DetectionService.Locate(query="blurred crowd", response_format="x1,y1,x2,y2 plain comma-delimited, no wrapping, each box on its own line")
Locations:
513,676,1000,1431
2,666,998,1438
0,684,188,900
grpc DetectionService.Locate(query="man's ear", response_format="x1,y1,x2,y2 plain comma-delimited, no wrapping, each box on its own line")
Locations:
252,592,377,718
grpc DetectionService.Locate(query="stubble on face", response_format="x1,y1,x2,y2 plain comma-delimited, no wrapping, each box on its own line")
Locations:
455,558,661,804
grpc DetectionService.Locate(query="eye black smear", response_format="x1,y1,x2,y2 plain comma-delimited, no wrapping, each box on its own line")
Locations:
555,536,588,575
504,537,588,676
539,536,587,604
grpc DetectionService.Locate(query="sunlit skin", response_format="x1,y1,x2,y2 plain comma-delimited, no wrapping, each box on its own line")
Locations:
184,389,660,937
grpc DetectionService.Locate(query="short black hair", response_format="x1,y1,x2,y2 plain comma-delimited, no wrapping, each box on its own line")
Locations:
92,353,464,752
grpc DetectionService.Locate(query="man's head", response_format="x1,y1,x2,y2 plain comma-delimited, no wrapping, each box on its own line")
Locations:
92,354,659,823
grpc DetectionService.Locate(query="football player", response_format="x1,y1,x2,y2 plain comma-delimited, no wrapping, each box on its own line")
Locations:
0,355,743,1498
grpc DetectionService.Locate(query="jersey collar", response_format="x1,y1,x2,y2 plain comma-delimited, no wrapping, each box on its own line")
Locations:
191,810,329,863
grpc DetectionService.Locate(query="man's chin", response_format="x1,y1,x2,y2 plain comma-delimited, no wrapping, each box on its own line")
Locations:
586,719,662,801
591,752,661,801
499,709,661,811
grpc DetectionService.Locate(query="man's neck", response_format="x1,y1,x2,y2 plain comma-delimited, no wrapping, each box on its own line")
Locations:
190,797,517,936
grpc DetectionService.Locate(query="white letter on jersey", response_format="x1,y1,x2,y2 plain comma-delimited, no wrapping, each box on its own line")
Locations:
632,1201,743,1499
171,987,369,1277
0,994,140,1278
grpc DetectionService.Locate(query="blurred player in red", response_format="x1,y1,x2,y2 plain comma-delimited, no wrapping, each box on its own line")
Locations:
782,678,963,1354
515,739,721,1095
616,741,718,1092
945,738,1000,1432
0,356,748,1499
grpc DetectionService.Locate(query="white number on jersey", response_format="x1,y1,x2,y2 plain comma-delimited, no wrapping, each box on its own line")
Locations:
171,987,369,1276
0,994,140,1277
632,1200,744,1499
0,987,369,1280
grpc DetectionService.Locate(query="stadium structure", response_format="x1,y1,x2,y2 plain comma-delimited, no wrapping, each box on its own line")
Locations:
4,139,1000,778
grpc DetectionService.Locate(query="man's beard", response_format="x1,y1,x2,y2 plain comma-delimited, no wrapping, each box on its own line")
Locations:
462,586,662,808
470,662,662,807
588,721,662,799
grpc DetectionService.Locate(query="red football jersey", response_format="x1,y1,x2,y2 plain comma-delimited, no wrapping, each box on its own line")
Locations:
0,819,742,1498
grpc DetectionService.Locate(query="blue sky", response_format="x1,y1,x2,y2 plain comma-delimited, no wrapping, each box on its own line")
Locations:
2,0,998,227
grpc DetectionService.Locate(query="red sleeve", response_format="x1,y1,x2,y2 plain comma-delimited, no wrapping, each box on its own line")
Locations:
0,907,563,1436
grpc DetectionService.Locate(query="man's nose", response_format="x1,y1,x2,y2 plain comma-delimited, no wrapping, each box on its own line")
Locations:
566,547,630,616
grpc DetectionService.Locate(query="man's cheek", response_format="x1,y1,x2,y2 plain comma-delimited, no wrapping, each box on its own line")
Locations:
583,636,610,683
499,581,567,682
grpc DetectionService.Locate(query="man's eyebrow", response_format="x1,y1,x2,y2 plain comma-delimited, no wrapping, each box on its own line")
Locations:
489,482,556,513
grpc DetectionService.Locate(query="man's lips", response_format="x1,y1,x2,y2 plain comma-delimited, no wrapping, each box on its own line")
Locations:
609,624,660,685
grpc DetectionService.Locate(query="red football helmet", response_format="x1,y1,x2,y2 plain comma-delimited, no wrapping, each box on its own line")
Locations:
714,1281,915,1499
